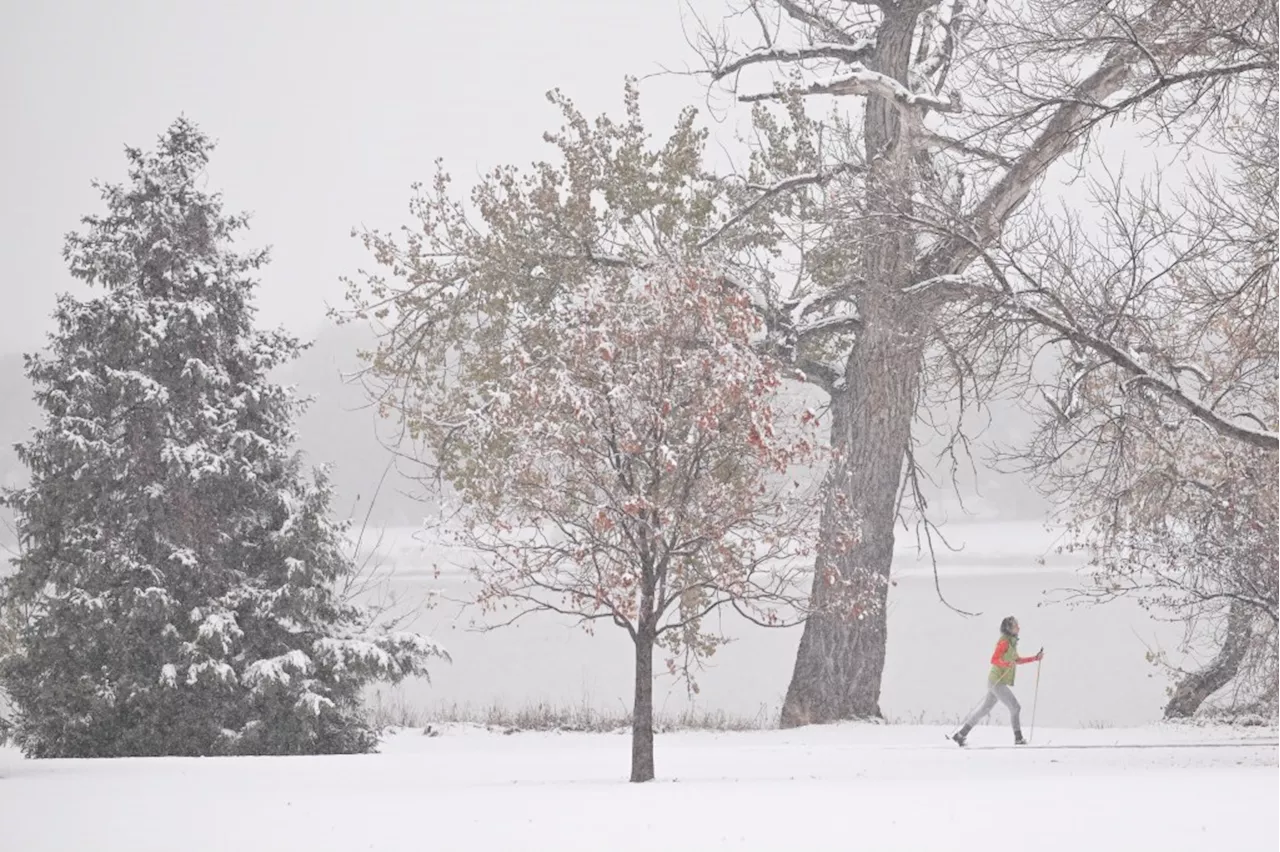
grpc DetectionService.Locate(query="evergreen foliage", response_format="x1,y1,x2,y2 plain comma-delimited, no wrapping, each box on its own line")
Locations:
0,119,445,758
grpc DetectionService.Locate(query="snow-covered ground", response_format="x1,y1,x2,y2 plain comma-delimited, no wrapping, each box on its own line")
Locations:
1,723,1274,851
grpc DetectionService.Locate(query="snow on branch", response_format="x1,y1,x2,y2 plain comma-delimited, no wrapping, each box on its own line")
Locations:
1171,363,1211,386
740,69,961,112
243,650,312,689
1004,294,1277,451
793,311,862,337
700,165,864,250
899,273,976,295
911,221,1278,452
711,41,877,82
777,0,881,41
921,131,1015,169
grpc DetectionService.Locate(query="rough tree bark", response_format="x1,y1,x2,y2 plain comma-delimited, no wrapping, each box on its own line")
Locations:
631,628,657,782
780,5,931,726
781,316,926,723
631,566,659,782
1163,601,1254,720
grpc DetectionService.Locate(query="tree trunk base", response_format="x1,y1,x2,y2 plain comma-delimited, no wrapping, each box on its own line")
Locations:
1163,602,1253,720
779,609,887,728
630,634,655,782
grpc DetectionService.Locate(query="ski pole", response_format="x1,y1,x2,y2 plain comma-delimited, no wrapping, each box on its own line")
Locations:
1029,656,1042,743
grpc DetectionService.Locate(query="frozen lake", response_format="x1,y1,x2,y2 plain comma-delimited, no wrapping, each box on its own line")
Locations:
362,521,1189,728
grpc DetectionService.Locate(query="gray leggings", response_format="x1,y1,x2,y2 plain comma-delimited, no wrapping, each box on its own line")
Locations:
964,683,1022,731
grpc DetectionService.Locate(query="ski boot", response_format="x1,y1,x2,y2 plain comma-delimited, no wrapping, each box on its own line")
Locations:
1014,731,1027,746
950,726,971,747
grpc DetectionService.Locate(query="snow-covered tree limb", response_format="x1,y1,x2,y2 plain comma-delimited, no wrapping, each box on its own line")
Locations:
710,41,877,82
740,69,962,111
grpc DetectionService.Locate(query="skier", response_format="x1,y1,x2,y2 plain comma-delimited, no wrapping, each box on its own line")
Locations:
950,616,1043,747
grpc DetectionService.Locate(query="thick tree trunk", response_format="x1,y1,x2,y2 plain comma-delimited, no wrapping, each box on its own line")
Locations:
630,630,656,782
1163,602,1253,719
780,316,925,726
780,8,928,728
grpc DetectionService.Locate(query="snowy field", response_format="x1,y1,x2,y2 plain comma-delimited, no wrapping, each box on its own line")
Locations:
1,723,1275,851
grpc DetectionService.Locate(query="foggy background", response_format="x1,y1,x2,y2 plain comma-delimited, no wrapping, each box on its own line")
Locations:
2,0,1184,726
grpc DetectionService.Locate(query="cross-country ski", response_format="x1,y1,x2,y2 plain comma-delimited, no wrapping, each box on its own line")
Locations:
950,740,1279,751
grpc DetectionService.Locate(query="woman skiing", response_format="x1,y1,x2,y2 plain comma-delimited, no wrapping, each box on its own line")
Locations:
950,616,1043,747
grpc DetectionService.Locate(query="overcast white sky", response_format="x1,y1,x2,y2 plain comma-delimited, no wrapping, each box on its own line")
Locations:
1,0,718,355
2,0,1181,363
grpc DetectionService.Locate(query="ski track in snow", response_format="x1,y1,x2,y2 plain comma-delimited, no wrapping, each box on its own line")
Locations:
0,724,1274,851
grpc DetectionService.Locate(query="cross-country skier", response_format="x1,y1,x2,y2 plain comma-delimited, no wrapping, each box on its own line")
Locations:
950,616,1043,747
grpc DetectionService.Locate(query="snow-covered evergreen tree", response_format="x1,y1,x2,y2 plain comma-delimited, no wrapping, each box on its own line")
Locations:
0,118,445,758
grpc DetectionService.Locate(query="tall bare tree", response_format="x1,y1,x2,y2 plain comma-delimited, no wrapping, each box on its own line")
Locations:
687,0,1276,725
983,51,1278,717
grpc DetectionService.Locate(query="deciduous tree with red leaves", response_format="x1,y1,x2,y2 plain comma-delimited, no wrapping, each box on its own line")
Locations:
348,259,823,782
